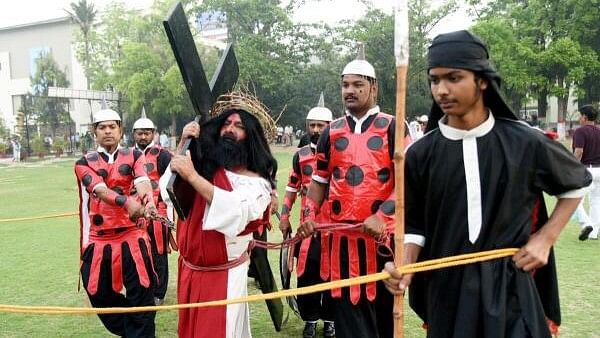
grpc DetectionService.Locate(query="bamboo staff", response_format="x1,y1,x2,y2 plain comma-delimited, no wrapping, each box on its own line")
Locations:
393,1,409,338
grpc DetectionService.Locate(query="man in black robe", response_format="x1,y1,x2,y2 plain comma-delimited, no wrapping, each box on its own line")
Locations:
383,30,592,338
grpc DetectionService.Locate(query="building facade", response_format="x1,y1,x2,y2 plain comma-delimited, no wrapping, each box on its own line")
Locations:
0,17,96,136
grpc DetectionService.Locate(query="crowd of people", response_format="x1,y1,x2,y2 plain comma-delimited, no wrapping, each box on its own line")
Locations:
71,30,597,338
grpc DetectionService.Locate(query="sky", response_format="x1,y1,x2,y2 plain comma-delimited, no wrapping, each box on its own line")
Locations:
0,0,473,34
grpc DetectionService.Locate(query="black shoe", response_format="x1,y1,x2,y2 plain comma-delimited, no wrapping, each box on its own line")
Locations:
323,321,335,338
303,322,317,338
579,225,593,241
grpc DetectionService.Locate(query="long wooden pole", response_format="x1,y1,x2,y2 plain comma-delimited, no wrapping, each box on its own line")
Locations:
393,1,409,338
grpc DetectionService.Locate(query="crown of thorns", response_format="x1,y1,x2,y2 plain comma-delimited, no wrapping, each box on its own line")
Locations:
210,91,276,142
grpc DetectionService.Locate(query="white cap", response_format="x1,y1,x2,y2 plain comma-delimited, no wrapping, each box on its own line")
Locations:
417,114,429,122
341,43,376,79
132,106,155,130
93,109,121,124
306,93,333,121
307,107,333,122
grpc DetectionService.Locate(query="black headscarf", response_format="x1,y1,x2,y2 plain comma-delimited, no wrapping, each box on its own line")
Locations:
425,30,517,132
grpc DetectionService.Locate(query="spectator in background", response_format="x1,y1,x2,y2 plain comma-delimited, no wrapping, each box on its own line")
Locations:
11,135,21,162
276,125,284,144
572,105,600,241
159,130,170,148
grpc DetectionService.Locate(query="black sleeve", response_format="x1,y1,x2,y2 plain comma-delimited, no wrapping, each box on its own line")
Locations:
405,146,426,237
316,125,331,161
157,149,172,176
292,152,301,175
534,136,592,195
132,148,143,162
388,117,396,160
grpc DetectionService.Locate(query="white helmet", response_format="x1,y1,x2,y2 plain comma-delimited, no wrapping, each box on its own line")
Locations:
342,43,376,79
417,114,429,122
93,109,121,124
132,106,155,130
306,93,333,122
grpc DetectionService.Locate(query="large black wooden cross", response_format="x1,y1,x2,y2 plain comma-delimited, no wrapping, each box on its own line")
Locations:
163,2,238,220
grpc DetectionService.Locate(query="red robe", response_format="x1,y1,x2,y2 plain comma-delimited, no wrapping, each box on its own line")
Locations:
177,168,271,338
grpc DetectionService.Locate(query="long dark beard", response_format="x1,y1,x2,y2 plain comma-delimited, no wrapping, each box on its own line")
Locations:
209,135,248,170
310,132,320,145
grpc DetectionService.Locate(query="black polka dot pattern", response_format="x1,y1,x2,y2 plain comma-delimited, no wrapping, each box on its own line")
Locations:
92,214,104,226
145,163,155,173
76,158,87,166
119,148,131,156
377,168,391,183
371,200,383,214
380,200,395,216
367,136,383,150
87,153,99,162
115,195,128,207
299,147,311,156
373,117,389,129
331,200,342,215
151,180,159,190
118,164,132,176
334,137,349,151
281,205,290,215
290,176,299,184
82,174,93,187
111,186,124,195
331,119,347,130
149,148,159,155
332,167,341,180
302,165,313,176
317,160,328,171
97,169,108,179
345,165,364,186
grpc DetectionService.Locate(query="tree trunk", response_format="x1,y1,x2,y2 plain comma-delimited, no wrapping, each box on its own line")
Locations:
557,95,568,123
537,89,548,118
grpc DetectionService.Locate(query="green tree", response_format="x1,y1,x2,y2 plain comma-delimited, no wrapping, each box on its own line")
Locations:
29,52,71,139
67,0,97,88
471,0,600,120
338,1,457,118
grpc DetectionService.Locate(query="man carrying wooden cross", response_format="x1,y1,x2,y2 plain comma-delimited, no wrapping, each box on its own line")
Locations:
168,91,278,338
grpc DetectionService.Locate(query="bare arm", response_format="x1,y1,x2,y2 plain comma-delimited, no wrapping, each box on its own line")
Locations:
513,197,581,271
170,152,214,203
574,147,583,161
306,179,327,207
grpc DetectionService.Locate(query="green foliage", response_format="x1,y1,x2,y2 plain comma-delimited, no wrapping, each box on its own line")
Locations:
30,137,46,156
67,0,97,87
52,139,66,153
29,52,71,137
70,0,460,132
406,0,458,117
472,0,600,118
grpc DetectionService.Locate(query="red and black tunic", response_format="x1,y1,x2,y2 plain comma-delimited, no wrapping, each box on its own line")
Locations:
75,147,153,295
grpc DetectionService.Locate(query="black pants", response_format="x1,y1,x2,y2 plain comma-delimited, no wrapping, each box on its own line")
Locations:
296,235,335,322
81,239,156,338
147,222,169,300
332,237,394,338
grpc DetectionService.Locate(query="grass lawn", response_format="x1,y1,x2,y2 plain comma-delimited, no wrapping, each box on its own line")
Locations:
0,148,599,337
